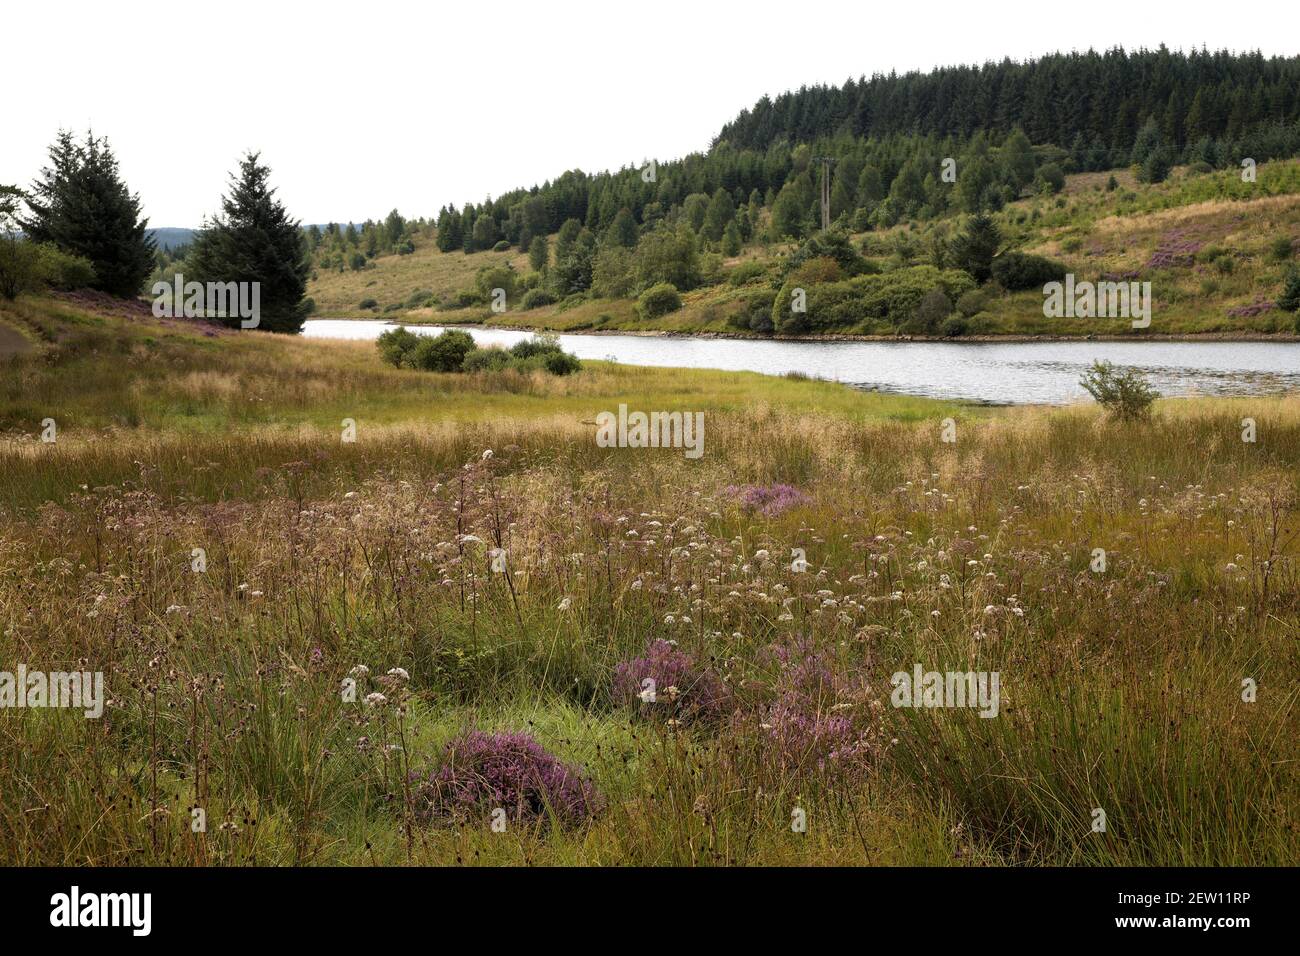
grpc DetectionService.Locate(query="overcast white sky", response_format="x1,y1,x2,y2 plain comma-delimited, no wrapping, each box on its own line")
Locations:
4,0,1295,226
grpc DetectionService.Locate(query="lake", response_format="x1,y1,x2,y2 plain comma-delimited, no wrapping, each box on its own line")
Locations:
303,319,1300,405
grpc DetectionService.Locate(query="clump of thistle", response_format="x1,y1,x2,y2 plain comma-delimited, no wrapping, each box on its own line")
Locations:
725,483,811,517
413,729,603,827
613,638,731,723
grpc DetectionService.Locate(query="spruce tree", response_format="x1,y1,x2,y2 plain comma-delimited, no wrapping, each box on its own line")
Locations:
949,213,1001,283
187,152,309,333
21,130,155,298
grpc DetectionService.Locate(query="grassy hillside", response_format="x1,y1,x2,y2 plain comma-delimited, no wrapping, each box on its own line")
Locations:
308,160,1300,338
1,294,1296,865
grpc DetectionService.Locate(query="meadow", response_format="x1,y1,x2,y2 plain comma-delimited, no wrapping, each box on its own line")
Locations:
0,294,1296,865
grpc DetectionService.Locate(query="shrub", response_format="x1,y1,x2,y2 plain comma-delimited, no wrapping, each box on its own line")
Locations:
413,729,602,827
904,288,953,335
940,314,969,337
509,334,562,360
955,288,989,318
461,347,510,373
1269,236,1294,263
727,287,776,332
773,265,975,334
492,239,511,252
636,282,682,319
358,297,378,310
1035,163,1065,194
35,244,97,290
474,264,518,303
405,288,434,308
376,326,419,366
409,329,475,372
990,251,1068,291
726,259,767,286
520,288,557,310
541,350,581,375
1080,360,1158,422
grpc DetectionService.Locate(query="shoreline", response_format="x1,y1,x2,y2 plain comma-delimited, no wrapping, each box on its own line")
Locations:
310,316,1300,344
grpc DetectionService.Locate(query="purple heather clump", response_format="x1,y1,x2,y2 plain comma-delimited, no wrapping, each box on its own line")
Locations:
1225,298,1277,318
613,638,731,722
413,729,603,826
725,483,811,517
1145,229,1204,270
753,639,874,782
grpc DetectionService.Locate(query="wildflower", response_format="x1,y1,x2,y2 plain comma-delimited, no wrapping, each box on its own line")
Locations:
413,730,602,826
557,597,572,611
364,692,387,706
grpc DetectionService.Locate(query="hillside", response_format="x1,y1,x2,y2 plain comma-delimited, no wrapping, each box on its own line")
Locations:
308,158,1300,338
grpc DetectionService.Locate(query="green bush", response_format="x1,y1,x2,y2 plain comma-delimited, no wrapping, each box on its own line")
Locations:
636,282,682,319
955,288,989,318
492,239,512,252
1080,360,1158,422
376,326,420,366
940,315,969,337
35,244,97,290
409,329,476,372
727,260,767,286
405,289,434,308
541,350,581,375
990,251,1068,291
1034,163,1065,194
1269,236,1294,262
520,288,557,310
509,334,562,360
358,297,378,310
903,288,953,335
772,265,976,334
461,347,510,373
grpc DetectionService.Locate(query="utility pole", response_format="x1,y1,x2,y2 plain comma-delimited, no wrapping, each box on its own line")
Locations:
813,156,837,231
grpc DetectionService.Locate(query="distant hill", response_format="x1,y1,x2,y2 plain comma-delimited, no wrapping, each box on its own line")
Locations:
147,227,196,252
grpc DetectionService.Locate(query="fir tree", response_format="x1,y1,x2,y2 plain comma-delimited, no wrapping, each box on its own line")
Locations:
21,130,154,298
187,152,309,333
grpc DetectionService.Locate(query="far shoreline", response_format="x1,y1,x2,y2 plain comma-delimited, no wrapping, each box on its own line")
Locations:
307,315,1300,345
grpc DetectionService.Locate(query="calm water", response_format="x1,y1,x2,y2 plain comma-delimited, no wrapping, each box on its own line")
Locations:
303,319,1300,405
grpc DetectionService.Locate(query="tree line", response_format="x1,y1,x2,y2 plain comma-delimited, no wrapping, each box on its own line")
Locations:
1,132,310,332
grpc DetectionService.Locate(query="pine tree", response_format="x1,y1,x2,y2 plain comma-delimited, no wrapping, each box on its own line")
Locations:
722,220,742,257
608,207,639,248
187,152,309,333
949,213,1000,282
701,188,735,243
21,130,154,297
